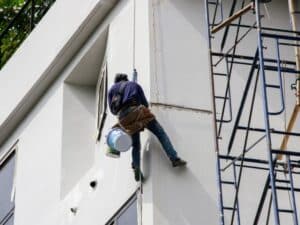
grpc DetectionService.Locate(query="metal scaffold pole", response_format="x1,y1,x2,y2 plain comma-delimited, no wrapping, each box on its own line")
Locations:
204,0,300,224
204,1,225,224
254,1,280,224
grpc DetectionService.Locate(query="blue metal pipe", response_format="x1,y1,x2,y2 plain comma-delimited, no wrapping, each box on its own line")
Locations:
204,0,225,224
232,163,241,225
286,156,299,225
254,1,280,224
267,38,285,116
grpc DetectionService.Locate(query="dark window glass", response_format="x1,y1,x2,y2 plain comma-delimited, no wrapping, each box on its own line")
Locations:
0,152,15,225
3,215,14,225
117,198,137,225
97,64,107,125
96,62,108,141
106,194,138,225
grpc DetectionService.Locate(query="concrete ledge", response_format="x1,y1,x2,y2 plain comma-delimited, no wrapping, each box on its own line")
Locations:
0,0,118,147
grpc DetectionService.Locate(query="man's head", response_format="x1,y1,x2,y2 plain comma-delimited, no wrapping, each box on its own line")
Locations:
114,73,129,83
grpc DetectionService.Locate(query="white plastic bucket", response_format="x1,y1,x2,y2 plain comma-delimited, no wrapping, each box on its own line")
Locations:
106,128,132,152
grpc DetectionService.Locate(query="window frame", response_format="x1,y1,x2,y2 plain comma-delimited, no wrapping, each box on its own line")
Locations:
96,60,108,141
105,191,138,225
0,140,18,225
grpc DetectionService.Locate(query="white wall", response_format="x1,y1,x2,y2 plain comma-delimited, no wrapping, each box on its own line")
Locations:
1,0,299,225
0,0,117,147
61,84,96,198
146,1,219,224
14,84,64,225
12,1,152,225
149,0,211,110
69,1,153,224
146,0,300,224
0,1,144,224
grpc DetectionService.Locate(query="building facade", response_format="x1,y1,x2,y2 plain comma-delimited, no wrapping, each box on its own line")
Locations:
0,0,299,225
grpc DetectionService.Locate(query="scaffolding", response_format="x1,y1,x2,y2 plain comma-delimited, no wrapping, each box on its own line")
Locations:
205,0,300,224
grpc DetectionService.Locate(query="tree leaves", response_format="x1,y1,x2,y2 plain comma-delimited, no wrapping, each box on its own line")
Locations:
0,0,55,69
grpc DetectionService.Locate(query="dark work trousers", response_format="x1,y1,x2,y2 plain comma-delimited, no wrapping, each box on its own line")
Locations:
131,119,178,169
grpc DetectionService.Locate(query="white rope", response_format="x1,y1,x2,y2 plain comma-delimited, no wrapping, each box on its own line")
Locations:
132,0,136,69
152,0,160,102
132,3,143,225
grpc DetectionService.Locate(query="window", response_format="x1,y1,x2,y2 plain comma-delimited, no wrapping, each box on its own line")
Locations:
105,193,138,225
61,83,96,197
0,150,16,225
96,61,108,141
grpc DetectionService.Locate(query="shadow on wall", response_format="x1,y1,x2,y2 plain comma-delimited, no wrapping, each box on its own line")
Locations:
170,0,205,33
61,84,96,198
66,84,96,116
142,138,218,225
152,0,211,110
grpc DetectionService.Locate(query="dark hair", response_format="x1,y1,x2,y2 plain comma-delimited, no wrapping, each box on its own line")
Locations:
114,73,129,83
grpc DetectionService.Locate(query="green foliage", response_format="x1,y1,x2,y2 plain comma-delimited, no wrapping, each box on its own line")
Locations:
0,0,25,8
0,0,55,69
0,1,24,31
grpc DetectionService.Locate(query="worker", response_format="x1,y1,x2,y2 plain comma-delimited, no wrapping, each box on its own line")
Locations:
108,73,187,181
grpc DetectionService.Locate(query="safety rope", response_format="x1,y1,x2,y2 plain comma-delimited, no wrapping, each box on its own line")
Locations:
132,0,138,83
132,0,136,70
132,1,143,225
151,0,160,102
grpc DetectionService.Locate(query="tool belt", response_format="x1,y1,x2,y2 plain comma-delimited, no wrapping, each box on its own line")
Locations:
118,99,138,118
117,105,155,135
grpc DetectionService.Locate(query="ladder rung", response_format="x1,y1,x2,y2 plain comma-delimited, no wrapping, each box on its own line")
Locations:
215,96,230,100
216,119,231,123
213,72,227,76
221,180,235,185
271,149,300,157
263,65,299,74
278,209,294,213
261,33,300,41
265,84,280,89
223,206,237,211
208,1,218,5
288,163,300,169
267,111,282,116
269,185,300,192
275,179,290,184
237,126,300,137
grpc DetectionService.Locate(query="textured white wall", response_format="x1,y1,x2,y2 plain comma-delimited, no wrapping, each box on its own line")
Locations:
149,0,212,110
1,0,298,225
147,1,219,224
0,0,117,146
14,84,64,225
61,84,96,198
0,1,143,224
146,1,299,225
69,1,153,224
0,0,108,124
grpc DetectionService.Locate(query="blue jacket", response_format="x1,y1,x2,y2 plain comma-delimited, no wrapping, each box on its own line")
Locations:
108,81,149,113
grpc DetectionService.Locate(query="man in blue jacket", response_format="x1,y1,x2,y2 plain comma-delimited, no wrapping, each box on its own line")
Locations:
108,73,187,181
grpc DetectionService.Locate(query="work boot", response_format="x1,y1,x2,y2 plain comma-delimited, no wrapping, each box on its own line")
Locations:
171,158,187,167
105,147,120,158
133,167,144,182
